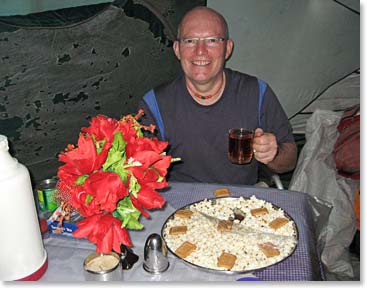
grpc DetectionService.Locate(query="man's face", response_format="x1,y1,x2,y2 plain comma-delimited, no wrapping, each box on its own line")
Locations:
173,11,233,86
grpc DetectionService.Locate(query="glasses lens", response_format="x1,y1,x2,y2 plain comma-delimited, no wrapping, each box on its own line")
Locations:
180,37,225,48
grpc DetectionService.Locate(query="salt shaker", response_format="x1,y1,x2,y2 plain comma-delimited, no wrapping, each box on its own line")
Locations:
143,233,169,274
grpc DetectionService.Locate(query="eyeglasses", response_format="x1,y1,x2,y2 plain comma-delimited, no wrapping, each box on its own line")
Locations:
177,37,226,48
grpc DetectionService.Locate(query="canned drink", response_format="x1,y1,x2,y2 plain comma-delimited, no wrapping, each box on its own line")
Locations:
36,178,58,212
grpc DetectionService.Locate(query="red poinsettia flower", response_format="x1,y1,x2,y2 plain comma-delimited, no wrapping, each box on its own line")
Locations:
118,119,139,143
72,171,127,217
126,137,168,158
73,213,132,253
58,133,109,177
129,183,166,218
81,115,120,144
128,150,172,181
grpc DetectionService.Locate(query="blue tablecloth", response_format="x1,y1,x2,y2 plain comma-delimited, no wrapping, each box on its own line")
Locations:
163,182,324,281
40,182,324,281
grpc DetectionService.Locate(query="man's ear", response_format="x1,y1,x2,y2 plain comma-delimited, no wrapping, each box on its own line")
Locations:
225,39,234,60
173,41,181,60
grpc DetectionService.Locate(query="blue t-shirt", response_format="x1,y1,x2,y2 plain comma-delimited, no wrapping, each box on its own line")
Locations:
138,68,294,185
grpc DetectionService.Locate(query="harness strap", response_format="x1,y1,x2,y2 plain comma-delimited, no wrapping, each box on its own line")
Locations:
143,89,165,140
257,79,267,128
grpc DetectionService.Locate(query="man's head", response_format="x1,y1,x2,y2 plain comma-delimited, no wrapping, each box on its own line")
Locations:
173,7,234,87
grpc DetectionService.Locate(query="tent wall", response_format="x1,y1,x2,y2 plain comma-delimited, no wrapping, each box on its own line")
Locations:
208,0,359,126
0,0,113,16
0,0,204,183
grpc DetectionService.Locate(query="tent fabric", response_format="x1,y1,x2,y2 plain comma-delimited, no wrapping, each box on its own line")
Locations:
0,3,111,29
290,70,360,133
0,1,207,182
208,0,359,132
289,109,360,280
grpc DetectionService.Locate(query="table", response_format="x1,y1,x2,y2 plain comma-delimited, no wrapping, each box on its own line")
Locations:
40,182,324,281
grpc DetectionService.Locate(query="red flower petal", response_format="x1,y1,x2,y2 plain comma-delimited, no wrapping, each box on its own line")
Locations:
84,171,127,213
82,115,120,143
58,134,109,177
73,214,102,238
132,184,166,210
114,224,133,247
97,226,113,254
130,196,150,218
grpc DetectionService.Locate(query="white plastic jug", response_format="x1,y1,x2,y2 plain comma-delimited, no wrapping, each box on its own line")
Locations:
0,135,48,281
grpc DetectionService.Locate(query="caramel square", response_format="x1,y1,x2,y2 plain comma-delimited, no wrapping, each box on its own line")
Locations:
250,207,269,216
258,242,280,258
175,241,197,258
217,251,237,270
175,209,194,219
213,188,230,198
169,226,188,235
217,220,233,232
269,217,289,230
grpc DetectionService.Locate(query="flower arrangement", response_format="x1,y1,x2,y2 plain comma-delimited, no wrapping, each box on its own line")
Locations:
56,110,176,254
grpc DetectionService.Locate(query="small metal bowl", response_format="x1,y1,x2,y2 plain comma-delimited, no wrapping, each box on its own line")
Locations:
83,252,122,281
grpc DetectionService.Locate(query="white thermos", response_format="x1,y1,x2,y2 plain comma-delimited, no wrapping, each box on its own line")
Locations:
0,135,48,281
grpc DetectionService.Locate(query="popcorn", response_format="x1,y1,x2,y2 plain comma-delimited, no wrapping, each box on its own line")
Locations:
162,196,297,271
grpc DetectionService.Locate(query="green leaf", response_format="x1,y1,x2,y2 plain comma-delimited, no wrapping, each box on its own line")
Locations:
97,139,107,154
115,197,144,230
129,175,141,197
113,163,130,184
102,132,126,170
85,194,93,204
136,129,143,137
75,174,89,185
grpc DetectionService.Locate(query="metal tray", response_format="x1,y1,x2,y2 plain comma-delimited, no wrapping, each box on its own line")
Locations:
161,196,299,274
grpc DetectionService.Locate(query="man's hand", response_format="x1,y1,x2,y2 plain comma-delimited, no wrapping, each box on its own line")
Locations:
253,128,297,173
253,128,278,164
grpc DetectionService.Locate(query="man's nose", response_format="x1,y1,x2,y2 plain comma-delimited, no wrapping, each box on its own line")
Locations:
195,39,207,55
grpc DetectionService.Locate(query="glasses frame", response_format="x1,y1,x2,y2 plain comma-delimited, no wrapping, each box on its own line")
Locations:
177,37,227,48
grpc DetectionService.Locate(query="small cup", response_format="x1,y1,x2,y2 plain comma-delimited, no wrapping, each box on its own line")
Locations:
228,128,254,164
83,252,122,281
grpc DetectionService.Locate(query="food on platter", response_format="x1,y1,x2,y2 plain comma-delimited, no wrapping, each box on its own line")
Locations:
162,196,298,272
213,188,231,197
174,209,194,219
269,217,290,230
258,242,281,258
250,207,269,216
169,226,188,235
175,241,197,258
217,251,237,270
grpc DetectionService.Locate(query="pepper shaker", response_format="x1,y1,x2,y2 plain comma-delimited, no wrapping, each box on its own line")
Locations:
143,233,169,274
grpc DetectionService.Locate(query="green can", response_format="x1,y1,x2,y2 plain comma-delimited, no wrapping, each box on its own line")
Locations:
37,178,58,212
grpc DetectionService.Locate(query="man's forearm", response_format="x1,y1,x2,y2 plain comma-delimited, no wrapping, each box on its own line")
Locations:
266,142,297,174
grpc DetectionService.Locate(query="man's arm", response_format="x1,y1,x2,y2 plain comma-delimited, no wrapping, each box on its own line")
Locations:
266,142,297,173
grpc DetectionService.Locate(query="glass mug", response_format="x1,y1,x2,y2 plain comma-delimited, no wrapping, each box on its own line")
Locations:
228,128,255,165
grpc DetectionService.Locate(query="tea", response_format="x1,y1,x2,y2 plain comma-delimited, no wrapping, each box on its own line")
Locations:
228,129,254,164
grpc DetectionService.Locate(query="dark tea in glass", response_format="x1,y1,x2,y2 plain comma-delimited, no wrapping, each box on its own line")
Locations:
228,128,254,164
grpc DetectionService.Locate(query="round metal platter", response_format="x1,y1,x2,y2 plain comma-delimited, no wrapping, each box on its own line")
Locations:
161,196,299,275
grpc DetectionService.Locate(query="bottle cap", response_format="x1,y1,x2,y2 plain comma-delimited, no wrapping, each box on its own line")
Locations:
0,135,9,151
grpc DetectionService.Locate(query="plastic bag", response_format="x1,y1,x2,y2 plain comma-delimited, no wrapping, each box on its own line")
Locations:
289,109,360,280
